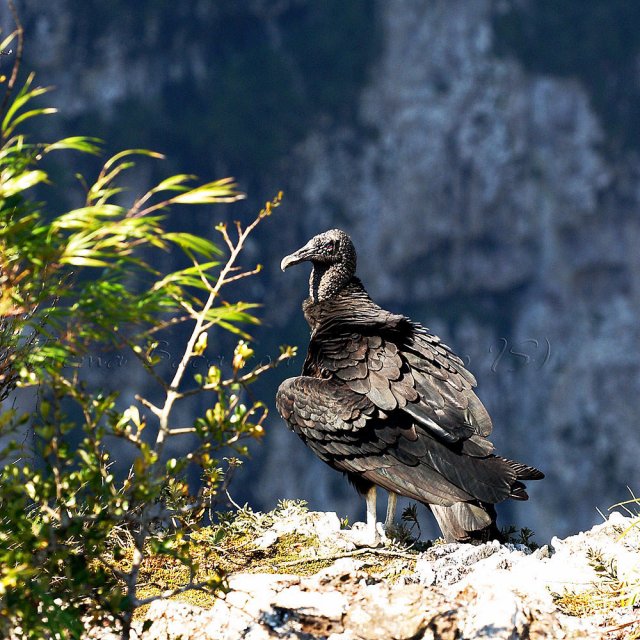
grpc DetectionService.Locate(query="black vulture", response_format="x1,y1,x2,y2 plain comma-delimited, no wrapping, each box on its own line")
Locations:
276,229,543,543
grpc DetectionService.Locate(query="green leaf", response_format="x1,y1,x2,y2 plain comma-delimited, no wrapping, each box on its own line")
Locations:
8,108,57,133
204,302,261,325
0,30,17,53
0,170,47,197
215,320,254,340
164,232,223,257
59,254,111,267
1,73,52,138
152,174,195,193
153,262,222,292
0,212,40,236
102,148,164,172
51,205,125,229
170,178,245,205
43,137,103,155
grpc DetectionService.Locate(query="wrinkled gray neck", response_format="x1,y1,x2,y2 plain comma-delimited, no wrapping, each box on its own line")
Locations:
309,263,352,302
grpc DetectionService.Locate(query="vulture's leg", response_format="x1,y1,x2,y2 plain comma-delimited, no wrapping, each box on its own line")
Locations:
365,485,377,542
384,492,397,530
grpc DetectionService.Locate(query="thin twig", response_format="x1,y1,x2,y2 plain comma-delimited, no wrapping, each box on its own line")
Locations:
135,394,162,418
177,352,291,399
219,353,291,387
213,264,262,286
143,313,191,336
225,488,242,511
192,256,215,292
126,339,171,392
219,224,234,253
166,426,196,436
602,618,640,633
269,546,420,569
135,580,217,607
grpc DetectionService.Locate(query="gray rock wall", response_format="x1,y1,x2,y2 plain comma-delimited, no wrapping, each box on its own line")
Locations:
3,0,639,541
264,0,640,539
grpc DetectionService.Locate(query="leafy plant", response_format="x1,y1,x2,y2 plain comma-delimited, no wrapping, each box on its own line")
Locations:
501,524,539,550
553,499,640,632
0,45,294,640
384,503,431,550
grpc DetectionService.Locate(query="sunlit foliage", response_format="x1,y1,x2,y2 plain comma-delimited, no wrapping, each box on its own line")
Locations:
0,63,293,639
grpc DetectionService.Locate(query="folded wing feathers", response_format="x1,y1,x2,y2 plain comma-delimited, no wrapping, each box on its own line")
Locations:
305,323,496,451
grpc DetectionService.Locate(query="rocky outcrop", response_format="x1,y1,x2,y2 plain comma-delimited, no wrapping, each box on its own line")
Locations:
111,509,639,640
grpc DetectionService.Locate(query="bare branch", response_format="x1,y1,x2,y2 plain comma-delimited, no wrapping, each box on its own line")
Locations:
143,313,191,336
152,209,272,458
135,394,162,418
166,426,197,436
135,580,216,608
217,264,262,285
218,223,235,253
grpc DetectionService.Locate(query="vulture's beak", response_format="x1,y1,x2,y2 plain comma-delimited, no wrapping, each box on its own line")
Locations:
280,240,316,271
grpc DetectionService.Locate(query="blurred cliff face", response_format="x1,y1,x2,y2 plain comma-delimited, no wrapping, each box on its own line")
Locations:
6,0,640,539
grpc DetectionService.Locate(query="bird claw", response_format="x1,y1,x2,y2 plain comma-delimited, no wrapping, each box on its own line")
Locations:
347,521,387,548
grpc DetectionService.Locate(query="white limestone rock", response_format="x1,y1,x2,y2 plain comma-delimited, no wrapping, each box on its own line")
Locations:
119,511,640,640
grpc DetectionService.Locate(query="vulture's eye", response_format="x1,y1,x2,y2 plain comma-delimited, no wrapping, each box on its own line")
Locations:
324,240,335,253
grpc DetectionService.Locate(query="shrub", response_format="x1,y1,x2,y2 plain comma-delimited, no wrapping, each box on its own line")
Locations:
0,51,293,640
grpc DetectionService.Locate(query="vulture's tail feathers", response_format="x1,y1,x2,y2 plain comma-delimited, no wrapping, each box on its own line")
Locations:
430,502,502,543
501,457,545,500
429,455,544,542
503,458,545,480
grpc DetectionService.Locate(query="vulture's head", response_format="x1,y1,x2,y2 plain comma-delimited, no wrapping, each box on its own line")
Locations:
281,229,357,301
281,229,356,272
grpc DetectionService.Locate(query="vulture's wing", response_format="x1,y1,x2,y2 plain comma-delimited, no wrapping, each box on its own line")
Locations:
401,325,494,445
276,375,531,506
308,320,494,452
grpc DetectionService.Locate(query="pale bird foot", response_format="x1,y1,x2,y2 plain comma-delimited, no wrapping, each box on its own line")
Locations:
347,521,387,548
